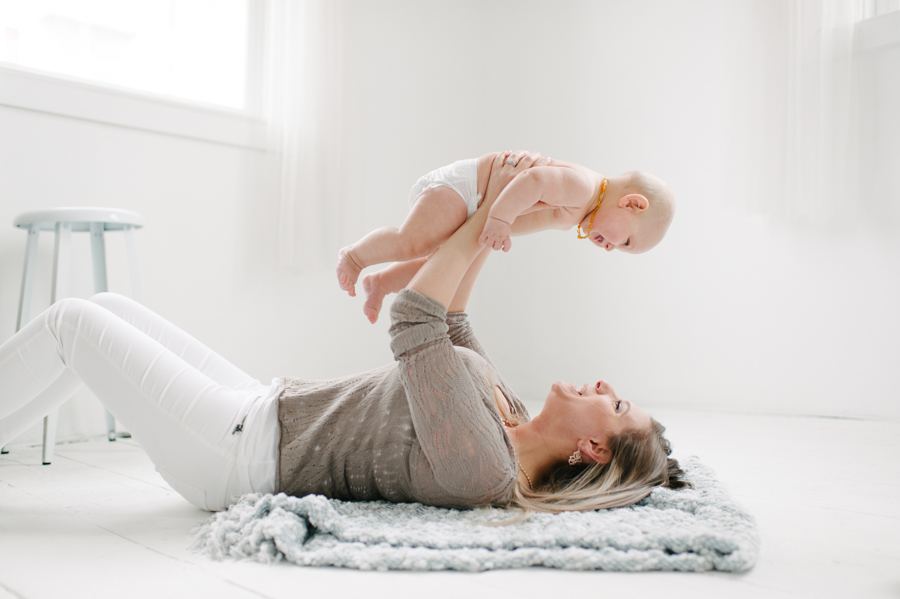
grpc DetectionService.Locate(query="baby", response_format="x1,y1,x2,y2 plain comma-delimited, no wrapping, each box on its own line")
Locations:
336,150,675,323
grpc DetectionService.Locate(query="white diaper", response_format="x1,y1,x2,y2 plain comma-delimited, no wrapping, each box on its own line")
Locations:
408,158,482,218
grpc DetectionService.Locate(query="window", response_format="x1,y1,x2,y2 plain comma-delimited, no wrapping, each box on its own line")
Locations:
1,0,250,110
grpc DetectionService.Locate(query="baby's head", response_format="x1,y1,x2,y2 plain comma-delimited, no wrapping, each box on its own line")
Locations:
580,171,675,254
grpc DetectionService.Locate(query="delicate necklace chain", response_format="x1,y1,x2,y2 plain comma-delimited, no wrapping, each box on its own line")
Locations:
577,178,608,239
517,459,534,490
504,419,534,490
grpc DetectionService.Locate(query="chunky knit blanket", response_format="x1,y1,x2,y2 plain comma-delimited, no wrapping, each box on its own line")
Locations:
192,457,758,572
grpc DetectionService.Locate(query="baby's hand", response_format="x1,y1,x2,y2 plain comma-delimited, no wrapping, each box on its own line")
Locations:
479,216,513,251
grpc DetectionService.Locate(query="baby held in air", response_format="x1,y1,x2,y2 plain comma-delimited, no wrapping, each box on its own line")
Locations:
336,150,675,323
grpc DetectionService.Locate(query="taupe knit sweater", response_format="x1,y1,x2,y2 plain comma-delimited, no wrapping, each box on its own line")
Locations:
276,289,529,509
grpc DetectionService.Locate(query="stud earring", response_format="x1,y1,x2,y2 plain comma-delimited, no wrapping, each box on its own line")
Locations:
568,449,583,466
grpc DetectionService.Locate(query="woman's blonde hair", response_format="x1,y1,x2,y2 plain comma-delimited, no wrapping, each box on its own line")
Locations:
494,394,689,513
509,418,689,513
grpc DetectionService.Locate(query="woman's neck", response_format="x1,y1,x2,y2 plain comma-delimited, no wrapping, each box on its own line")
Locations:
505,419,559,488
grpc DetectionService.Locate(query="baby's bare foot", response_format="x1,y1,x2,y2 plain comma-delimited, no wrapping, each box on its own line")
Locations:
336,247,363,297
362,273,386,324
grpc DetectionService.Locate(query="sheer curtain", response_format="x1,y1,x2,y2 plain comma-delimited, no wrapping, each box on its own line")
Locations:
784,0,869,225
263,0,344,271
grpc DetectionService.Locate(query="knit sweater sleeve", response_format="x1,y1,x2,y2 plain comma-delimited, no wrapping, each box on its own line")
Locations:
446,311,498,369
389,289,515,505
446,310,529,425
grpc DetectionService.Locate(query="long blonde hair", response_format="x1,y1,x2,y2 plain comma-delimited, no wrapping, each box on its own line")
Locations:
495,395,689,513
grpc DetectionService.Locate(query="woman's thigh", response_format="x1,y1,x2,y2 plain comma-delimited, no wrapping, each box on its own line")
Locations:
89,292,261,391
2,298,263,510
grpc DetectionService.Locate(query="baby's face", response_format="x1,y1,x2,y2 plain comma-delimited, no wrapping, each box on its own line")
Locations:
581,200,661,254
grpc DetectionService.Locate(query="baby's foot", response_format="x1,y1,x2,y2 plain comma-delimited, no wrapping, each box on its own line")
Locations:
362,273,387,324
336,247,363,297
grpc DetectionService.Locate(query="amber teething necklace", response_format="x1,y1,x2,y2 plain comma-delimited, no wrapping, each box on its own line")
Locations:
503,418,534,489
577,178,608,239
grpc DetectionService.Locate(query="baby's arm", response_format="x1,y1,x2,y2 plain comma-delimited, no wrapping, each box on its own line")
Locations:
478,166,595,251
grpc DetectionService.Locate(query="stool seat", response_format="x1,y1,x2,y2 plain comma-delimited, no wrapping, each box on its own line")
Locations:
14,208,146,232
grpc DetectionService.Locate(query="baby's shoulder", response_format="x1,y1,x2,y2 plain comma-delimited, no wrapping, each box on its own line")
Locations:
547,159,602,181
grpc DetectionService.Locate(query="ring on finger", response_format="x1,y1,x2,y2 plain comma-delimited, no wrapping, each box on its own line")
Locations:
505,158,517,166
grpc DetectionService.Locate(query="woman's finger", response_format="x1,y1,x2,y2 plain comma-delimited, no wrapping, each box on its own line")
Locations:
517,151,543,169
504,150,527,168
496,151,511,169
500,151,518,168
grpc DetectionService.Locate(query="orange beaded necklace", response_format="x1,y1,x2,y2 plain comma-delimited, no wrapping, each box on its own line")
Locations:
576,178,608,239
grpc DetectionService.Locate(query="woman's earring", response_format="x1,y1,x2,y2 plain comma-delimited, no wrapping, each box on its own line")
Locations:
568,449,582,466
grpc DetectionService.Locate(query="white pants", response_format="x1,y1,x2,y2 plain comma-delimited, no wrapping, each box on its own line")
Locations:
0,293,279,511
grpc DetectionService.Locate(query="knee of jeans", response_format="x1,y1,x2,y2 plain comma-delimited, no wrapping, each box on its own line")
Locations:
88,291,128,310
48,297,115,349
51,297,95,320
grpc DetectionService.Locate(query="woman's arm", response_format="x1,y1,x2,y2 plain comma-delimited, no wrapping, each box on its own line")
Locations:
447,247,491,313
410,151,548,308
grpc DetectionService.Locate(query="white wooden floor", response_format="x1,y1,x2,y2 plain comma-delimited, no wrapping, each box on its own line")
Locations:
1,407,898,599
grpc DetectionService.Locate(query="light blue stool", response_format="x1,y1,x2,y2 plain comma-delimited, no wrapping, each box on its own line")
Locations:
2,207,145,464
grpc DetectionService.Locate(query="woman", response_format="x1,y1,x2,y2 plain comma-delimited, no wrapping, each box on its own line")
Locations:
0,152,687,513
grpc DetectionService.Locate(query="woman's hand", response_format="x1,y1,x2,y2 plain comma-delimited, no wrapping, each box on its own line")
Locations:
478,150,551,251
407,150,549,308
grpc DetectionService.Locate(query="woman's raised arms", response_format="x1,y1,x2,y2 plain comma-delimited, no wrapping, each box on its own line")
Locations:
408,151,549,309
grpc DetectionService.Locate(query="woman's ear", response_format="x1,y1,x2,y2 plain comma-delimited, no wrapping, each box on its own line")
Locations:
581,438,612,465
618,193,649,212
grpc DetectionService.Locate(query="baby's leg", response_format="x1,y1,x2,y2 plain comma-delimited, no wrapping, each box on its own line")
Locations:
336,186,467,296
361,257,427,323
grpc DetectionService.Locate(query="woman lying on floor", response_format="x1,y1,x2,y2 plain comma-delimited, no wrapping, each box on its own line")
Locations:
0,152,687,513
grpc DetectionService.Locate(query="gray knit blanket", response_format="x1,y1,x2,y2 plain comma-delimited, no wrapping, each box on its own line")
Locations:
192,457,758,572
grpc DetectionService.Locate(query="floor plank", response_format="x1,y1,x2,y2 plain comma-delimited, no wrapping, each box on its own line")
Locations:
2,409,898,599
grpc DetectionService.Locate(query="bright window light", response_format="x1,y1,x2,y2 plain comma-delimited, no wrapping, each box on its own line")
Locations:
0,0,249,109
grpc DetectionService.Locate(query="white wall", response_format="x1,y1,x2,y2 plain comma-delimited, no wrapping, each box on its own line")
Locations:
339,0,900,421
1,0,898,447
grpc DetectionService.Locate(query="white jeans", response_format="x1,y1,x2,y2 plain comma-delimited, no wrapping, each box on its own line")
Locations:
0,293,279,511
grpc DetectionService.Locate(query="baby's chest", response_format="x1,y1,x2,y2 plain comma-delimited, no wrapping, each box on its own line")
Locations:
528,203,580,224
511,206,580,235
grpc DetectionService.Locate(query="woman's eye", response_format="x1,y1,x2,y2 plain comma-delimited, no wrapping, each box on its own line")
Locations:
615,401,621,411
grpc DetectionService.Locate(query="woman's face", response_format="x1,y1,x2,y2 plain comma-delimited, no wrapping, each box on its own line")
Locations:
541,379,651,462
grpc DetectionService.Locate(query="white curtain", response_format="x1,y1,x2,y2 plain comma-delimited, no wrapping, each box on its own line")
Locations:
783,0,869,224
263,0,344,271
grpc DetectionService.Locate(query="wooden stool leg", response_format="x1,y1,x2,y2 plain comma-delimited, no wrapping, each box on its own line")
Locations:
42,414,59,465
124,225,144,303
17,224,40,330
90,222,117,442
2,225,41,455
42,222,71,465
